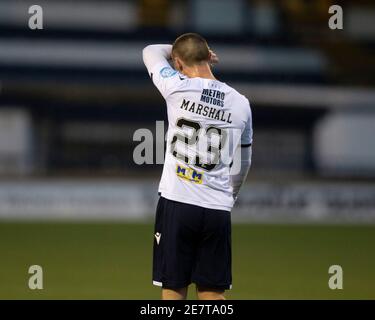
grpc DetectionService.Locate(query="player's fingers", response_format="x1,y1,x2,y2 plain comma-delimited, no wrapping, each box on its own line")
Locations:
209,50,219,64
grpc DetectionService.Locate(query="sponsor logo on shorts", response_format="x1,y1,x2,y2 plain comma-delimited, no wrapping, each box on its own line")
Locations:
154,232,161,245
176,165,203,184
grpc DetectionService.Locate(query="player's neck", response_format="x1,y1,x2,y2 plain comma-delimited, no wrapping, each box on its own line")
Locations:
184,64,217,80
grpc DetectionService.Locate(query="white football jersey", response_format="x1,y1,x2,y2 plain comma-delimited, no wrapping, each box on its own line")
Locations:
146,60,252,211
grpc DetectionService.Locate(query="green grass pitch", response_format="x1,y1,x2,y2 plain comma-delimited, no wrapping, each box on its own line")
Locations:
0,222,374,299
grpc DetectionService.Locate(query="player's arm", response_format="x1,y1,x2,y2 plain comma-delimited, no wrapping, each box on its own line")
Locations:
143,44,172,71
230,102,253,200
142,44,181,98
230,146,252,201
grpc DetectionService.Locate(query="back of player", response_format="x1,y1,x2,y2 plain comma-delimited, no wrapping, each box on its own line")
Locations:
143,33,252,300
159,77,251,211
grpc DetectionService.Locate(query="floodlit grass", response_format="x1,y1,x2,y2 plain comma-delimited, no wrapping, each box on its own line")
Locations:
0,222,374,299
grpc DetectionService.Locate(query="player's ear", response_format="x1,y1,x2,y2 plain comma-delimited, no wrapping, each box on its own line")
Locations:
174,57,184,72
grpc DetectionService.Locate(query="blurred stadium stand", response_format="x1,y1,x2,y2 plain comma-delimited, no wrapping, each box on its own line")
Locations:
0,0,374,221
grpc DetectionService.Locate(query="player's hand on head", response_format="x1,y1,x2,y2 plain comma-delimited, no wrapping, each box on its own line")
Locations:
209,49,219,65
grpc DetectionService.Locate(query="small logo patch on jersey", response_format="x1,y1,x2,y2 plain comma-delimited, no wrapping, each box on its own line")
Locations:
176,165,203,184
155,232,161,245
160,67,177,78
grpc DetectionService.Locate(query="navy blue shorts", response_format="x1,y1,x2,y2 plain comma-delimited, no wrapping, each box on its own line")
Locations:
152,196,232,291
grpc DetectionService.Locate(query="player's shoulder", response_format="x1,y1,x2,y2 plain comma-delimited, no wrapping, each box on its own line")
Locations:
172,75,206,92
157,66,192,96
224,83,251,112
149,61,180,81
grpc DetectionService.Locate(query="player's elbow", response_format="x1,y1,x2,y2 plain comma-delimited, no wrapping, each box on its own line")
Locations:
142,45,152,64
142,45,152,54
143,44,160,54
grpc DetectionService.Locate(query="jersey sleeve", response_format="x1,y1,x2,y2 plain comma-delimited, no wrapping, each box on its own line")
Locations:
240,101,253,147
142,44,183,99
